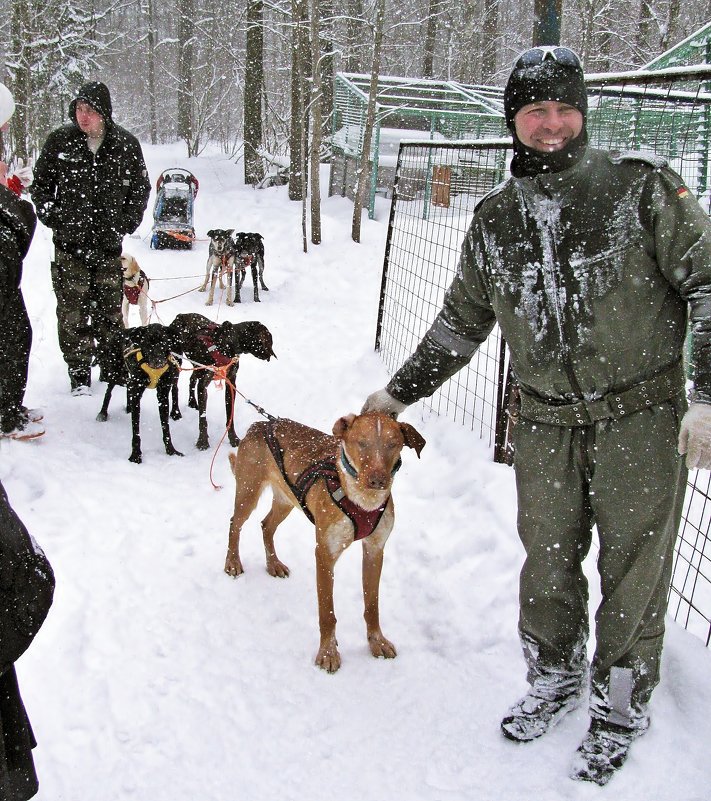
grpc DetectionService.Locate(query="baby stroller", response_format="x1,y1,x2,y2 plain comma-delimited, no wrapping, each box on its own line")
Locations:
150,168,199,250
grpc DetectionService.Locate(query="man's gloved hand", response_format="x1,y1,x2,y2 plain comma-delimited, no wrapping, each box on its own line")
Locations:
11,159,34,188
361,388,408,418
678,402,711,470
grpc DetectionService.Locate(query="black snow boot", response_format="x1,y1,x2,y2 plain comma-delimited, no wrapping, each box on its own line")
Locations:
570,718,644,786
501,682,585,742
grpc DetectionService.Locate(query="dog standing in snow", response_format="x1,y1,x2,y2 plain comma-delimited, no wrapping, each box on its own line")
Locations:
120,253,150,327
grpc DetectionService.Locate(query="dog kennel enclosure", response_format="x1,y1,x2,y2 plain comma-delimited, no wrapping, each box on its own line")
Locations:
328,73,506,220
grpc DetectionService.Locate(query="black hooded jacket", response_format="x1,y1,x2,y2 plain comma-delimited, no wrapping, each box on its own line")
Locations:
0,186,36,315
30,82,150,257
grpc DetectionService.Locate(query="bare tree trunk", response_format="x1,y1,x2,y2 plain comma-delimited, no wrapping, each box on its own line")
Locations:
177,0,195,156
310,0,322,245
422,0,441,78
244,0,265,186
351,0,385,243
481,0,499,82
533,0,562,45
145,0,158,146
319,0,335,146
289,0,309,201
344,0,365,72
9,0,31,162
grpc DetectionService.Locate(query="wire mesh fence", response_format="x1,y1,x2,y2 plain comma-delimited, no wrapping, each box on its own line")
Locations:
374,66,711,647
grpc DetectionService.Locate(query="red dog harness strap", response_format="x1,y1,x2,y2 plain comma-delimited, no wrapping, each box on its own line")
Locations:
123,275,146,306
264,422,388,540
196,322,233,368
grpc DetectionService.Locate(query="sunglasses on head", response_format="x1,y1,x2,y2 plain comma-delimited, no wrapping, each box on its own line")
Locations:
514,46,581,70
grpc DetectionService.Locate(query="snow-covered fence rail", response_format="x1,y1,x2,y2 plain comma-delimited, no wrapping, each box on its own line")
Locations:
375,67,711,648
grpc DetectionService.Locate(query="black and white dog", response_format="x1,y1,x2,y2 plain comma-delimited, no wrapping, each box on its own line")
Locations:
200,228,235,306
232,231,268,303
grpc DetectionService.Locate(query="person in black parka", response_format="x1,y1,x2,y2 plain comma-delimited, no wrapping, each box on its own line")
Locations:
31,81,151,395
0,480,55,800
0,82,42,442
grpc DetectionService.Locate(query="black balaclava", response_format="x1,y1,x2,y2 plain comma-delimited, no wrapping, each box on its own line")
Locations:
504,50,588,178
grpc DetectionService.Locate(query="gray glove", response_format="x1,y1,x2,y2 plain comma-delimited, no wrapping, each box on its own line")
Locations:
361,388,408,417
678,402,711,470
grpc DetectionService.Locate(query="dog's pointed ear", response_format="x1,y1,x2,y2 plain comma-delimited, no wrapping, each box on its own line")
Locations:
227,229,234,236
399,422,426,458
207,229,216,238
332,414,357,438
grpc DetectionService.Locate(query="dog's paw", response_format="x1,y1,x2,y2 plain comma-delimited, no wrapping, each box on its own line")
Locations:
266,558,290,579
196,438,210,451
226,300,234,307
198,286,206,293
129,452,142,464
368,633,397,660
170,409,182,421
166,445,184,457
228,433,241,448
224,556,244,577
96,411,108,422
315,646,342,674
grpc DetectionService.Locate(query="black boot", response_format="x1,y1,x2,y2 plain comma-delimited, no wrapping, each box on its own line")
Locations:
69,368,92,396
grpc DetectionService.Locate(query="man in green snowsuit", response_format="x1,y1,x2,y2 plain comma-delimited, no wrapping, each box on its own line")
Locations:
363,47,711,785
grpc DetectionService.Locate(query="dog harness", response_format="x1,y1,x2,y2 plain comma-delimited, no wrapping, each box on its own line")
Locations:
124,347,178,389
263,422,391,540
195,323,235,368
123,273,147,305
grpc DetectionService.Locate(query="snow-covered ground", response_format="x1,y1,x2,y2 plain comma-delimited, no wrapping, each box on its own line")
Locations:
2,142,710,800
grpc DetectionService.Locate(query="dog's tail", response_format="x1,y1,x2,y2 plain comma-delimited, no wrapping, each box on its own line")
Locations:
228,450,239,477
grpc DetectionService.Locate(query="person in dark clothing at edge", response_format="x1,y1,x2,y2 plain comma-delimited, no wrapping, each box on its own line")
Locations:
31,81,150,395
363,46,711,785
0,480,55,800
0,82,43,441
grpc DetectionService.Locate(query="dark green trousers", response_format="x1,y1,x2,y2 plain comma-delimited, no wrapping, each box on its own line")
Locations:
50,249,122,377
512,397,687,730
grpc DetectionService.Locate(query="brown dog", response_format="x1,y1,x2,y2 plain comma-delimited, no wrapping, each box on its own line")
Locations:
225,412,425,673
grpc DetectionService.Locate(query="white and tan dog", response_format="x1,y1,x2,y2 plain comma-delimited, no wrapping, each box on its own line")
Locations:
120,253,150,327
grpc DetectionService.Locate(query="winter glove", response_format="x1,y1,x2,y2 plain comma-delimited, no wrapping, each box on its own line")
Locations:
11,159,33,188
678,402,711,470
6,175,22,196
361,388,408,418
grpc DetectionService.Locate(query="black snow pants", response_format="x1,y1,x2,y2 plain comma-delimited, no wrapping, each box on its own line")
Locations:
0,289,31,434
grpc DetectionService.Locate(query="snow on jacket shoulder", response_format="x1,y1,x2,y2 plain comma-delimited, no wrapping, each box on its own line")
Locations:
387,147,711,406
30,120,150,256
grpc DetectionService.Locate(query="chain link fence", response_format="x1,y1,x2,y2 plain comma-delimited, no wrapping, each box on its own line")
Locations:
374,66,711,647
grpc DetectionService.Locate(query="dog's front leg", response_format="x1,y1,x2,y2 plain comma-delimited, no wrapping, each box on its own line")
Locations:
96,383,115,422
226,260,234,306
225,363,240,447
128,386,144,463
195,373,210,450
314,533,341,673
199,258,210,292
169,373,181,421
251,262,261,303
234,266,245,304
158,380,183,457
362,536,397,660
